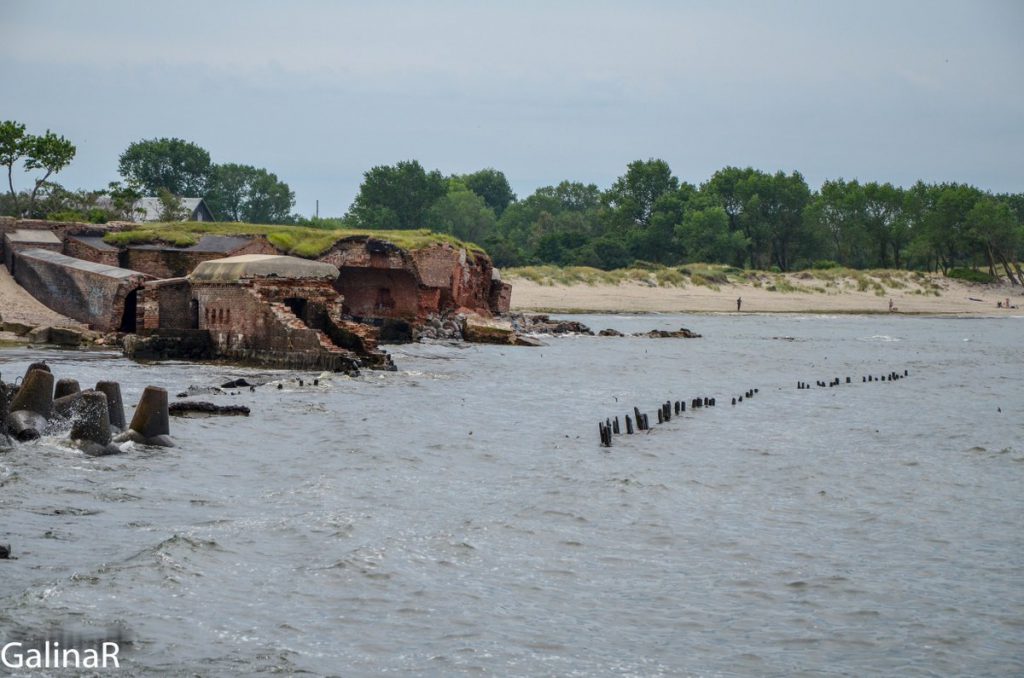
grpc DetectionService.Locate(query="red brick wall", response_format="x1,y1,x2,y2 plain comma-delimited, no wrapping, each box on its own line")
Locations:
124,249,225,279
63,238,120,267
490,280,512,314
335,266,420,319
229,237,279,256
138,278,193,332
194,281,334,362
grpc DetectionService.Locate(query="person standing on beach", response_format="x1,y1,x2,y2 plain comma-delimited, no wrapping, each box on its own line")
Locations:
736,297,742,312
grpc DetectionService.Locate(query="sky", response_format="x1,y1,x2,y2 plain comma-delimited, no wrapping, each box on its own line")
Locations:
2,0,1022,217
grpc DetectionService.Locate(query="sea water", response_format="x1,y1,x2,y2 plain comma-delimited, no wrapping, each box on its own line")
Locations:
1,314,1021,676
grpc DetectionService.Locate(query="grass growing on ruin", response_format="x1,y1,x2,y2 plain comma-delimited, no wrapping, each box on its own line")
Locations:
102,222,486,257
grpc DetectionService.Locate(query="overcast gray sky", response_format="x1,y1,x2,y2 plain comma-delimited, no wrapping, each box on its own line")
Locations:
2,0,1022,216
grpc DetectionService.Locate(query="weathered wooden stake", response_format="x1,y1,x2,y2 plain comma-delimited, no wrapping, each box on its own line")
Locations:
625,415,634,434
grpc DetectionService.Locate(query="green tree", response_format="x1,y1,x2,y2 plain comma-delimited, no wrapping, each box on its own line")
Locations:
804,179,869,267
118,137,212,196
967,197,1022,283
245,169,295,223
156,188,190,221
348,160,447,230
0,120,28,213
23,131,77,216
675,205,749,264
604,158,679,228
702,167,812,269
923,184,984,273
105,181,144,220
862,182,906,267
206,163,294,223
425,187,496,243
1,121,76,217
461,168,515,216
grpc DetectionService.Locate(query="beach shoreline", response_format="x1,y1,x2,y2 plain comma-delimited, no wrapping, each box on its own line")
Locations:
507,272,1022,317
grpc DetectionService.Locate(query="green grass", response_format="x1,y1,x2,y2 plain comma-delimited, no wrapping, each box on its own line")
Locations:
946,267,996,284
505,263,948,298
507,263,745,288
101,221,485,258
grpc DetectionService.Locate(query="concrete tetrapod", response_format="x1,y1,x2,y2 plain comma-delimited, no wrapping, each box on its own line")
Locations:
70,390,121,456
6,368,55,441
0,381,12,448
95,381,126,432
52,391,85,420
54,378,81,400
115,386,174,447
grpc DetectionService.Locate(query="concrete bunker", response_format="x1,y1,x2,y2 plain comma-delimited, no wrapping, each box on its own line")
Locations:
11,248,152,331
132,254,393,372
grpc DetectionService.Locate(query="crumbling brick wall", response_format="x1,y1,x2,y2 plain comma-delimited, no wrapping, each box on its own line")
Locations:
137,278,193,333
192,280,340,366
320,238,505,321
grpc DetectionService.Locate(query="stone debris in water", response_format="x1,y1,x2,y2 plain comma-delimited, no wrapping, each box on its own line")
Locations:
634,327,702,338
169,401,251,417
509,313,595,336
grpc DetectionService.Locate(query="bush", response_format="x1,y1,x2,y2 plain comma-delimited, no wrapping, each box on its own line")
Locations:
947,268,995,283
812,260,841,270
47,209,109,224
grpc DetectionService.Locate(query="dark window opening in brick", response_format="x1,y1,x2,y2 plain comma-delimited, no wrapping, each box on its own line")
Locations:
119,289,138,332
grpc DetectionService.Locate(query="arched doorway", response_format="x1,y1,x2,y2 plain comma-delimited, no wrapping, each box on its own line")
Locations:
119,289,138,332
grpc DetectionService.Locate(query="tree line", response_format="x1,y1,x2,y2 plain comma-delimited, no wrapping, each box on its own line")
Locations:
1,122,295,225
2,119,1021,281
340,158,1023,283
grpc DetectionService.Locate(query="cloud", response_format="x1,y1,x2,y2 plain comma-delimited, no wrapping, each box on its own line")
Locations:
1,0,1021,214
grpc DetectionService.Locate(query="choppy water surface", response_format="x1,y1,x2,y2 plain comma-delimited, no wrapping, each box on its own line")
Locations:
1,314,1022,676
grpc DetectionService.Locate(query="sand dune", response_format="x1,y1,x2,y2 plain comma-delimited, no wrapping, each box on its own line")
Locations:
0,265,84,328
507,271,1022,316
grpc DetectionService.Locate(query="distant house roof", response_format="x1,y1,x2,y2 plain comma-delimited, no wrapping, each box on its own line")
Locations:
96,196,215,223
188,254,339,282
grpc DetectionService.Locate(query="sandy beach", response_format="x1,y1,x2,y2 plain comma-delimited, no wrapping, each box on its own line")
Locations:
0,265,84,329
507,271,1023,316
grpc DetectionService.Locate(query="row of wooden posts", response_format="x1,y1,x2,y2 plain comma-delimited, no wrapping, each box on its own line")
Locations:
598,389,759,447
797,369,908,390
598,368,910,447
